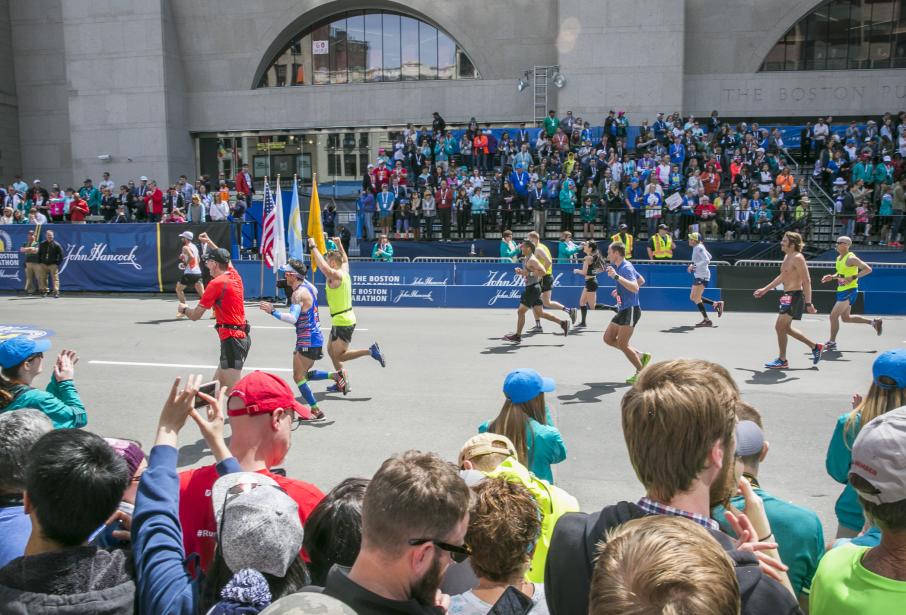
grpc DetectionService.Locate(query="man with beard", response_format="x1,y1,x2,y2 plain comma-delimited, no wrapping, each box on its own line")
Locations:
545,359,801,615
324,450,471,614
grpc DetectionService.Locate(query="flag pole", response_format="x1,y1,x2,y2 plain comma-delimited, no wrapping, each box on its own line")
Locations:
259,175,267,299
310,172,316,285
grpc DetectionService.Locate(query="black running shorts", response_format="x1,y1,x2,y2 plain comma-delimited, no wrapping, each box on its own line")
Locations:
219,335,251,370
541,274,554,292
329,324,356,344
611,306,642,327
520,284,543,308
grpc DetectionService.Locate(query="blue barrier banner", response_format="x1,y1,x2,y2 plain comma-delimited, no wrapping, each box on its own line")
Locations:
345,262,455,286
0,224,158,292
454,262,585,287
351,284,446,307
0,226,24,290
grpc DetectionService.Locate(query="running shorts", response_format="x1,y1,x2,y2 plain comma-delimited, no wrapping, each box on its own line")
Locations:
330,324,356,344
584,278,599,292
219,335,251,370
693,278,709,287
179,273,202,286
836,288,858,305
541,274,554,292
611,305,642,327
295,346,324,361
520,284,543,308
778,290,805,320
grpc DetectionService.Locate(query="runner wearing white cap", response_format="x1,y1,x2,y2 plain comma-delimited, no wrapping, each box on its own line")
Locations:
819,235,882,351
175,231,204,318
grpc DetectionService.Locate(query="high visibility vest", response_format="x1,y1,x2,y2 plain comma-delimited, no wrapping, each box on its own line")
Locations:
610,233,633,259
652,234,673,259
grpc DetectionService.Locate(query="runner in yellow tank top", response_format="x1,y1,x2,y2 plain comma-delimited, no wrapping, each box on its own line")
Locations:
308,236,386,395
819,235,882,351
527,231,576,333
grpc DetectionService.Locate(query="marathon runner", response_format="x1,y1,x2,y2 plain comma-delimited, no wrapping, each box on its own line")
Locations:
503,241,569,343
527,231,576,332
820,235,882,351
603,241,650,384
175,231,205,319
259,258,335,420
753,231,823,369
572,240,605,328
177,235,249,392
687,232,724,327
308,236,386,395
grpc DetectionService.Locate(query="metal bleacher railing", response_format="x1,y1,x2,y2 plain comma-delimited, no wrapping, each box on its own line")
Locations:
735,259,906,268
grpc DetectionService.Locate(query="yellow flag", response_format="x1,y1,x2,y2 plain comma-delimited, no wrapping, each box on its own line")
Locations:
307,176,326,271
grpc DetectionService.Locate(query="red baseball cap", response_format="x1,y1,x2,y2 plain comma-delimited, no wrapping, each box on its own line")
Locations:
227,371,313,420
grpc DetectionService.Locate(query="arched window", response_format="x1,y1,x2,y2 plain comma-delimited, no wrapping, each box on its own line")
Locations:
257,10,479,87
761,0,906,71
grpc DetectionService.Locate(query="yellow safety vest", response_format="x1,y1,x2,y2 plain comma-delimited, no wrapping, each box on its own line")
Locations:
652,234,673,259
610,233,633,259
835,252,859,291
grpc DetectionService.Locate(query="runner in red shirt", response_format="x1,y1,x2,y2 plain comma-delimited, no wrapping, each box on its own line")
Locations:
178,234,250,391
179,370,323,572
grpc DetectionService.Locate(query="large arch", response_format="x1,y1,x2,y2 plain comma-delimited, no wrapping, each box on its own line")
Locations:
250,1,487,89
754,0,906,72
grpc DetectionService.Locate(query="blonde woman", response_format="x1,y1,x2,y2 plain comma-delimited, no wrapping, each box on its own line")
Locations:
479,369,566,484
826,348,906,537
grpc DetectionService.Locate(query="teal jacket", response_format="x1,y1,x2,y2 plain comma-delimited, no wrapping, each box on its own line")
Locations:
559,186,576,213
826,412,863,532
500,240,520,262
371,243,394,262
2,376,87,429
557,241,581,263
479,406,567,484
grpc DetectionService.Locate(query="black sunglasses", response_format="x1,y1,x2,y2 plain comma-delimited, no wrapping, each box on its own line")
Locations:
408,538,472,563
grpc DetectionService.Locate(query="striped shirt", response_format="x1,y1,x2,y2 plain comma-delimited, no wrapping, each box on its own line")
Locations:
636,496,720,531
295,280,323,349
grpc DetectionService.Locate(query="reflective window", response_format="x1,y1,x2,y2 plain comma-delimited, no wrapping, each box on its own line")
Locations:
762,0,905,71
258,9,478,87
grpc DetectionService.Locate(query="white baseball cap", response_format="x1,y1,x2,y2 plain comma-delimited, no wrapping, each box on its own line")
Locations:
140,176,149,181
850,405,906,504
178,231,194,241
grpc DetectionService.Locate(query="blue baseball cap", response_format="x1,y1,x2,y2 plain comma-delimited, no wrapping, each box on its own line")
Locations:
873,349,906,390
0,336,51,369
503,368,556,404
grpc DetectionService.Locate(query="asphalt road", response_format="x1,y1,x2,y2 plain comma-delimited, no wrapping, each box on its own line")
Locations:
3,294,903,541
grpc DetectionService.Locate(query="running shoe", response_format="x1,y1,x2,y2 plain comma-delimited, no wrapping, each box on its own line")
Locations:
695,319,714,327
640,352,652,368
309,407,325,420
764,358,789,369
575,322,587,328
326,384,340,393
370,342,386,367
626,373,639,385
334,369,350,395
812,343,824,365
715,301,724,318
560,320,570,336
530,323,544,333
872,319,883,336
176,312,187,320
503,333,522,343
568,307,577,324
823,340,838,351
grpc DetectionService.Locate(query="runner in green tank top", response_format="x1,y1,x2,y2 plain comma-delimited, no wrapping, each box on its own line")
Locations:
308,236,386,395
819,235,882,351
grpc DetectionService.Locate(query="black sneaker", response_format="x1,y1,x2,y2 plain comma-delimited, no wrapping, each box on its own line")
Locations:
503,333,522,343
530,324,543,333
695,319,713,327
560,320,570,336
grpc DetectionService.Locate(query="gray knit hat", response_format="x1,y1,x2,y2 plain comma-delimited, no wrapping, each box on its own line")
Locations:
212,472,304,577
259,593,357,614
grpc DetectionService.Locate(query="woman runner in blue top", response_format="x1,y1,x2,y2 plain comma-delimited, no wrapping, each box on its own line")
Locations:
259,259,337,420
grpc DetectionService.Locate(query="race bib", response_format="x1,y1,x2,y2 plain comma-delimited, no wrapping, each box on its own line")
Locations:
779,294,792,307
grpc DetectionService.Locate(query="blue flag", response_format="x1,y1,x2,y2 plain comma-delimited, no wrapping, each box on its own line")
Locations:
287,175,304,260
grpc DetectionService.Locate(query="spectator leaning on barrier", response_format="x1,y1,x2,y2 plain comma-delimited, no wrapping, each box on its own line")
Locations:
0,410,52,568
0,336,86,429
0,429,133,614
589,516,741,615
810,406,906,614
545,358,800,615
371,234,394,262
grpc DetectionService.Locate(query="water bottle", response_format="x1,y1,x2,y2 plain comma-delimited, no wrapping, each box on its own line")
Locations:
470,243,476,255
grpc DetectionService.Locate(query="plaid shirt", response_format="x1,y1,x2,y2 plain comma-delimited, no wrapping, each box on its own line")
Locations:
636,497,720,531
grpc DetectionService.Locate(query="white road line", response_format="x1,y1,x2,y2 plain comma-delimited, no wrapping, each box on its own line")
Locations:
207,325,368,331
89,360,291,372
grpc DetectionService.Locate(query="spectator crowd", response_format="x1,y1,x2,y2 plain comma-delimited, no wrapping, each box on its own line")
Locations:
5,112,906,252
1,328,905,614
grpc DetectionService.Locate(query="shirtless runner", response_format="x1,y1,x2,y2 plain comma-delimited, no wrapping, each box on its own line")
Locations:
503,241,569,342
753,231,823,369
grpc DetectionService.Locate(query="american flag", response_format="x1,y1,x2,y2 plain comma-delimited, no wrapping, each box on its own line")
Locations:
261,178,286,270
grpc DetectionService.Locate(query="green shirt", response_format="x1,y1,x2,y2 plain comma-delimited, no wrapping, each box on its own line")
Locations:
715,485,824,596
324,269,356,327
499,240,520,262
371,243,393,262
543,116,559,137
810,544,906,615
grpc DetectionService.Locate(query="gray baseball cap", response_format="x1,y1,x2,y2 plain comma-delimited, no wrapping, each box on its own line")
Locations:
212,472,304,577
850,406,906,505
259,593,357,615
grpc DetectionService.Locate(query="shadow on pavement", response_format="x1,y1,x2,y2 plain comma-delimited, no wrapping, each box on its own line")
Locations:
659,325,696,334
735,367,815,385
481,343,565,355
135,318,187,325
557,381,630,405
310,393,372,403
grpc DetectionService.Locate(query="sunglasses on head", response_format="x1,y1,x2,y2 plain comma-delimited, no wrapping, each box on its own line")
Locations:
408,538,472,563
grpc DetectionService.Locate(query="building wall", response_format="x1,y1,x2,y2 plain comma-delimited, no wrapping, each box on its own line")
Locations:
0,0,21,180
